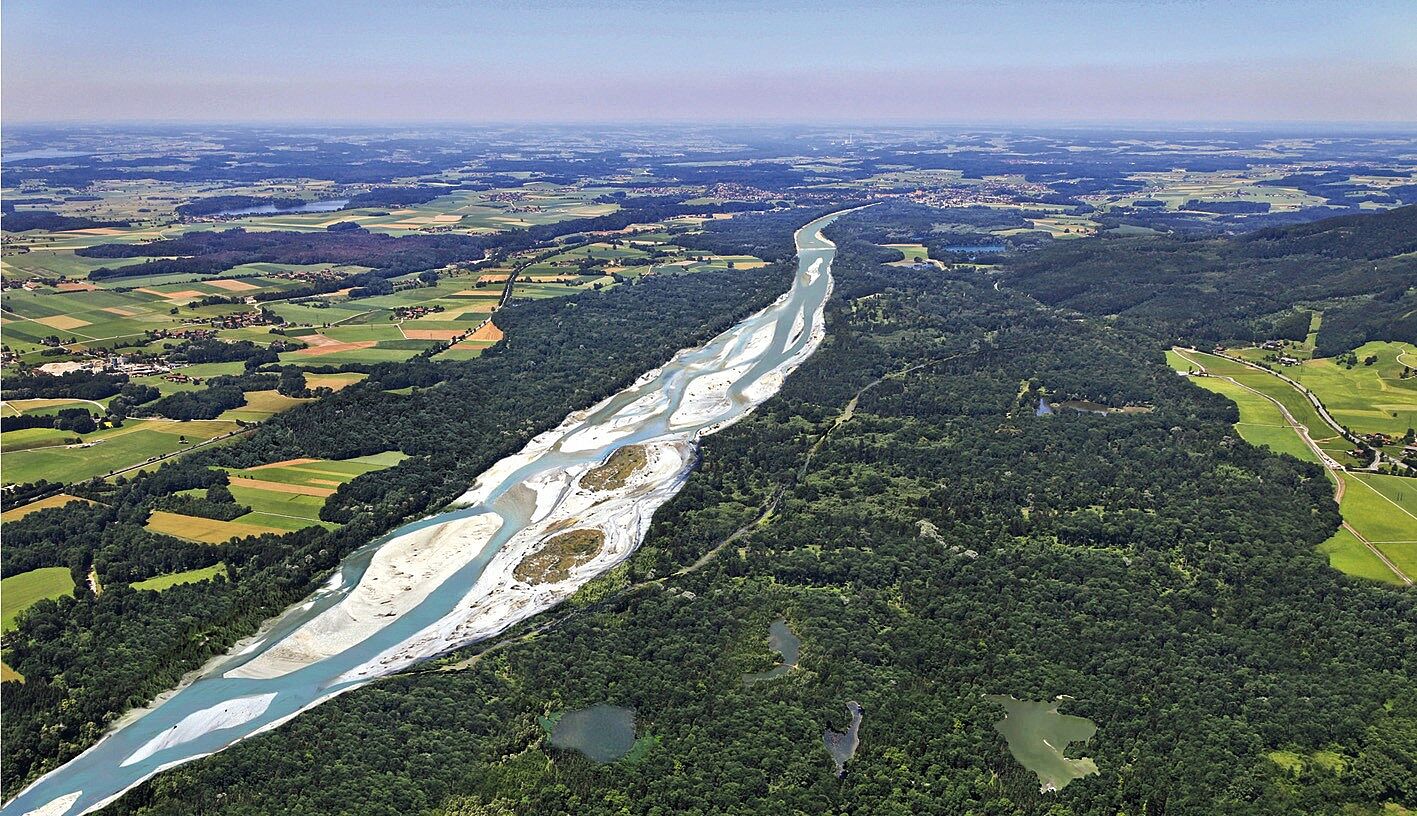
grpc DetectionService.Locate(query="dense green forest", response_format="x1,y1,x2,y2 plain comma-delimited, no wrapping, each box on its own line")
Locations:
93,219,1415,815
0,251,795,791
1003,205,1417,354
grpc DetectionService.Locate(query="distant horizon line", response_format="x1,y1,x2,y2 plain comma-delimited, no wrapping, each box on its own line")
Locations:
4,118,1417,133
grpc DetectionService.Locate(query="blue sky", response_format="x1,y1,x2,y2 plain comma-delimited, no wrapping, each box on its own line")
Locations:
4,0,1415,123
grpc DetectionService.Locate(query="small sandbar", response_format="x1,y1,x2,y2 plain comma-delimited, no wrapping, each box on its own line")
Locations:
121,693,277,767
581,445,647,491
19,791,81,816
514,528,606,584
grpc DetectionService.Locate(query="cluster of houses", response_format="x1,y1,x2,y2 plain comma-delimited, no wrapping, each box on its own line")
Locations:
390,304,445,320
1259,339,1303,365
205,310,276,330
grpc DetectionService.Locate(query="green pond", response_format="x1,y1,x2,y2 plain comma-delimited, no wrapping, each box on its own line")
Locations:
546,704,637,762
987,695,1098,792
742,618,800,685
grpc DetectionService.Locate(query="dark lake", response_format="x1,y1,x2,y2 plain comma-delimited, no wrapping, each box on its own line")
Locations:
548,704,637,762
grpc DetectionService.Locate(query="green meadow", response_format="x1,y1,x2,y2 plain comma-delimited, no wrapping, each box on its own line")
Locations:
2,567,76,633
131,563,227,591
1,418,241,486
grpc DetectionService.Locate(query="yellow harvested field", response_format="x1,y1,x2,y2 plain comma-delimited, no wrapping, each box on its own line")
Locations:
247,457,320,470
55,282,99,292
208,278,259,291
403,328,461,340
477,274,511,284
294,340,378,357
468,321,505,342
134,287,168,297
145,510,281,544
66,227,129,236
32,315,92,330
431,214,463,223
227,477,336,497
227,390,311,417
389,209,417,215
0,493,93,522
102,307,138,316
160,290,206,299
304,373,366,391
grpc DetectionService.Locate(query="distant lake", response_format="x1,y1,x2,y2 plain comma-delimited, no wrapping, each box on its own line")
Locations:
941,244,1005,254
4,148,92,161
217,199,349,216
548,704,637,762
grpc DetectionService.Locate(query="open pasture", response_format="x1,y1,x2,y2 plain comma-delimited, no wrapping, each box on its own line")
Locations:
1341,473,1417,579
1,418,240,486
1171,349,1414,584
131,563,227,591
882,243,931,265
1282,341,1417,437
2,567,76,633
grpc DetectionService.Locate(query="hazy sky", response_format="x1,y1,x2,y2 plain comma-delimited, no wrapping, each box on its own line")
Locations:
4,0,1415,124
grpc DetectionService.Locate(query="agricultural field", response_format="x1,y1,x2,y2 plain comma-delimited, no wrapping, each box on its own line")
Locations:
2,566,76,633
508,232,767,302
1341,472,1417,579
141,452,407,542
0,493,92,522
130,563,227,591
1274,341,1415,437
1102,169,1330,213
144,510,281,544
1,418,243,486
177,183,621,236
1169,349,1415,585
225,452,407,531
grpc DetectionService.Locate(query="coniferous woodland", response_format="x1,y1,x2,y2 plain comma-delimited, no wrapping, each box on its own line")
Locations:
36,214,1407,815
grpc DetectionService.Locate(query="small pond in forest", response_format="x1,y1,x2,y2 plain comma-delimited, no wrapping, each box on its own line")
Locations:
545,704,638,762
987,695,1098,792
742,619,801,685
823,700,864,776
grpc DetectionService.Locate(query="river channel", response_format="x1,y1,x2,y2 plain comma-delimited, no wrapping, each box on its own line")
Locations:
4,210,852,816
